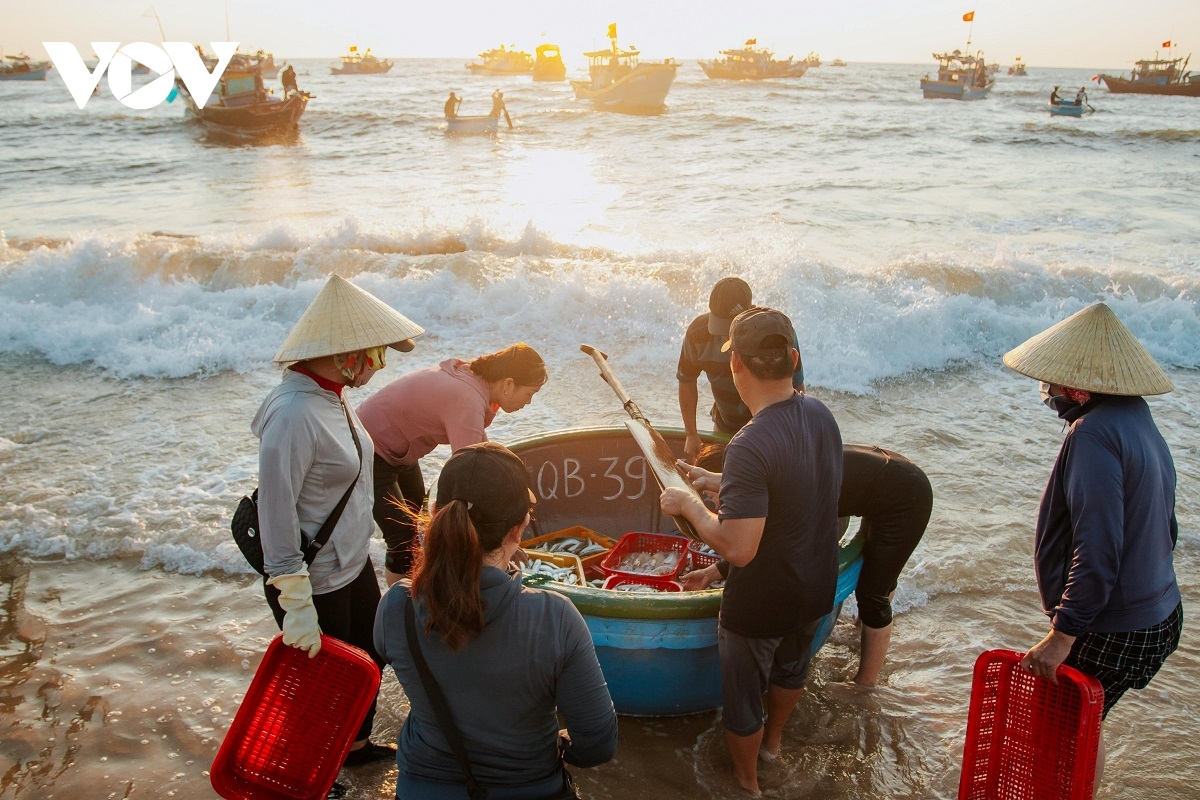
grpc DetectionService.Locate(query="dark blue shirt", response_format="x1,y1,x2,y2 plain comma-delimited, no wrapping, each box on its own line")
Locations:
1035,395,1180,636
718,393,842,638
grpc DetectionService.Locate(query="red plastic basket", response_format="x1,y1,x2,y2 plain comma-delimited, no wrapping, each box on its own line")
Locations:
959,649,1104,800
599,532,691,580
687,541,719,571
211,634,382,800
602,574,683,592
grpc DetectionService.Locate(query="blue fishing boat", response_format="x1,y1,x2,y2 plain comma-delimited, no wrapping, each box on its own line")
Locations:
920,50,993,100
0,54,50,81
507,427,864,716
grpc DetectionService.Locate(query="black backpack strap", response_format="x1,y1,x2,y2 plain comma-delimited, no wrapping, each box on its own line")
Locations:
301,397,363,565
405,593,488,800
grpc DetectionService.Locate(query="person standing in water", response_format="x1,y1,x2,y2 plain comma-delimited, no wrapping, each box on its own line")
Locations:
1005,302,1182,795
253,275,424,777
662,307,842,796
357,344,548,585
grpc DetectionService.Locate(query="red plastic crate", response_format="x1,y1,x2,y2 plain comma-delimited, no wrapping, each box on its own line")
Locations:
959,649,1104,800
211,634,382,800
602,574,683,592
600,532,691,580
687,540,719,571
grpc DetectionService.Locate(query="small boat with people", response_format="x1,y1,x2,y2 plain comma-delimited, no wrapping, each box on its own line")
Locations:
174,64,308,137
444,89,511,134
571,24,678,113
466,44,534,75
920,49,994,100
1096,48,1198,96
507,426,864,716
1048,85,1094,117
698,39,806,80
330,45,392,75
532,43,567,81
0,53,51,80
1008,56,1027,76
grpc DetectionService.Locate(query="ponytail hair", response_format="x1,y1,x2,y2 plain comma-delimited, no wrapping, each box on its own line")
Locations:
469,343,548,388
409,498,513,651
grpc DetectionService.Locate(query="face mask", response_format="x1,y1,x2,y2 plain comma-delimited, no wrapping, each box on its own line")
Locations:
1040,382,1079,416
334,346,387,387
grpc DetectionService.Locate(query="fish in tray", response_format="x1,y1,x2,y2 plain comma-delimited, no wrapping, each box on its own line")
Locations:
520,558,581,585
615,550,682,577
541,537,610,557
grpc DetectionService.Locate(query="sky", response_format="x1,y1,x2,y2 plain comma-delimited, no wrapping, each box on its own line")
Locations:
5,0,1198,70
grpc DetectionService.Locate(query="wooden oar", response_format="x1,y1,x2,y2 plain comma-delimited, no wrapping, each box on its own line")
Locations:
580,344,703,541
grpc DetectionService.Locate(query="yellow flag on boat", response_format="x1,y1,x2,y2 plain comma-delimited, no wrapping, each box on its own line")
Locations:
746,38,757,46
607,23,617,40
350,45,358,53
963,11,975,21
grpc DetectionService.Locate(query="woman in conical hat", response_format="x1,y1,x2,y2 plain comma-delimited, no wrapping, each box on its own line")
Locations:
252,275,424,771
1005,302,1182,791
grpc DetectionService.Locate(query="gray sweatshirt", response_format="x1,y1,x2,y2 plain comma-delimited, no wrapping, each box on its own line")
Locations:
374,568,618,789
251,370,375,593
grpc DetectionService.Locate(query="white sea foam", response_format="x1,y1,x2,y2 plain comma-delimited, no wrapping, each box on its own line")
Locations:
2,227,1197,392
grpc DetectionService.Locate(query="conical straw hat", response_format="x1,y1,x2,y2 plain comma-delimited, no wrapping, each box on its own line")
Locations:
1002,302,1172,396
274,275,425,363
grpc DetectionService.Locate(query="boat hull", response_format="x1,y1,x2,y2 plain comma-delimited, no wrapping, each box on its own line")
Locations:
698,62,806,80
1048,102,1085,117
330,63,392,75
571,64,677,112
465,63,532,75
506,427,865,716
180,91,308,136
0,68,49,81
1098,75,1200,96
920,79,992,100
445,114,500,134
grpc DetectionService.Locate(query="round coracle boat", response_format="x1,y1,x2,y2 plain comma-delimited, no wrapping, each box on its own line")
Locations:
508,426,865,716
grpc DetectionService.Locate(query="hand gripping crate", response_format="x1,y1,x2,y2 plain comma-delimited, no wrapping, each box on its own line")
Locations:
959,649,1104,800
211,634,381,800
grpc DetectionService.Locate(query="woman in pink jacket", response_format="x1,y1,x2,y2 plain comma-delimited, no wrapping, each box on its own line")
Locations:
357,343,548,584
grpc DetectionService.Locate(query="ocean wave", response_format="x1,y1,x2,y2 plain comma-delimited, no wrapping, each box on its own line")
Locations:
2,225,1198,387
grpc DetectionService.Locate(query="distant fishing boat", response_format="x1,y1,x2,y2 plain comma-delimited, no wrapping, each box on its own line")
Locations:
445,90,510,134
801,51,821,68
1097,48,1199,96
920,49,994,100
571,24,677,113
1048,88,1094,117
330,46,392,75
1008,57,1027,76
830,58,847,67
466,44,533,75
0,53,51,81
174,66,308,137
532,44,567,82
699,39,806,80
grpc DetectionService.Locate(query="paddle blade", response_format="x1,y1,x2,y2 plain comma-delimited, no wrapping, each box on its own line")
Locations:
624,420,703,541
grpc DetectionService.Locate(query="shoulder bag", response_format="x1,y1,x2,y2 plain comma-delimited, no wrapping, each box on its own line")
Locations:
403,594,582,800
231,398,362,575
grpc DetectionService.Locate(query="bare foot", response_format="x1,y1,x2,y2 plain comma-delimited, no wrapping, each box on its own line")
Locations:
758,745,778,762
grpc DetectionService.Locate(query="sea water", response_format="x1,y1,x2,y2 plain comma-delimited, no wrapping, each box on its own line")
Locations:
1,59,1197,798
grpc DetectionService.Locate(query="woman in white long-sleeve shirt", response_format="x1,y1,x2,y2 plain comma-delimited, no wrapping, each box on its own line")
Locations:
252,274,423,770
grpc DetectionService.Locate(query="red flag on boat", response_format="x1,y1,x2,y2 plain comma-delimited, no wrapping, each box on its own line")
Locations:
746,38,757,46
963,11,975,22
1162,40,1173,48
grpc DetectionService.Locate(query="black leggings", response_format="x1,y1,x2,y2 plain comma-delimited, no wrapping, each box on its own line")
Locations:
854,456,933,629
372,455,426,575
264,558,385,742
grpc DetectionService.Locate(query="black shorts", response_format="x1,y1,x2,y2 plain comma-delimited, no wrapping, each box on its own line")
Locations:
1064,603,1183,719
718,619,819,736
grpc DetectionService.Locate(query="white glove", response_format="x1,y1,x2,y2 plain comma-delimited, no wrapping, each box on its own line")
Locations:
267,572,322,657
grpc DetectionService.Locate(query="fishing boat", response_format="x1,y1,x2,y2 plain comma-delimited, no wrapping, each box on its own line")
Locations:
920,50,994,100
466,44,533,75
1008,57,1027,76
1048,100,1088,117
698,40,806,80
1097,52,1199,96
571,25,677,113
830,58,847,67
507,427,864,716
445,114,500,134
0,53,51,81
174,66,308,138
330,46,392,75
532,43,567,81
801,51,821,68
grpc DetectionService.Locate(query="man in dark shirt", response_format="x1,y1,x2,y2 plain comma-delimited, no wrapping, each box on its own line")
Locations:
1004,302,1182,791
677,277,804,461
662,306,842,796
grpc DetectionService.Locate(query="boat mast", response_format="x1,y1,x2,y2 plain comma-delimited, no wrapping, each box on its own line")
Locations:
143,5,169,41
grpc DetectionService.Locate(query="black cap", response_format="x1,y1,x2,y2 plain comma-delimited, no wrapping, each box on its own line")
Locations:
435,442,535,531
721,306,794,357
707,277,753,336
